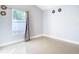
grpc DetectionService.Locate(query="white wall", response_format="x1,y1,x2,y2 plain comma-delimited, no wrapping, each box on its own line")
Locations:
0,9,12,44
0,5,43,44
43,5,79,42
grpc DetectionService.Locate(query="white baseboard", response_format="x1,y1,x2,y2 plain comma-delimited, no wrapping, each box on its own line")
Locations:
0,34,43,47
0,39,24,47
30,34,44,39
43,34,79,45
0,34,79,47
30,34,79,45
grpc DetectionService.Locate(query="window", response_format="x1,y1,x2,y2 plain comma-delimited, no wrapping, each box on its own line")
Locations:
12,9,26,33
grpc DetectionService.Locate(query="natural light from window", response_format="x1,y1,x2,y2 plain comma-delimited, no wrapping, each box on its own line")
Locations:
12,9,26,34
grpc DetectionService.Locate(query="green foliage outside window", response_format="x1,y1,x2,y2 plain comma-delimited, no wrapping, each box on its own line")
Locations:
13,9,25,20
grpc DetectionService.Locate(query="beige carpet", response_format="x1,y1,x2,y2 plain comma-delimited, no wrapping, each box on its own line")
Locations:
26,37,79,54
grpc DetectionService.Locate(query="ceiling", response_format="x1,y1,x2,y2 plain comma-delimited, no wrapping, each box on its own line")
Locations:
36,5,57,11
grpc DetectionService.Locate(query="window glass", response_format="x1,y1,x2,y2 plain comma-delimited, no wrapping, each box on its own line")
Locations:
12,9,26,33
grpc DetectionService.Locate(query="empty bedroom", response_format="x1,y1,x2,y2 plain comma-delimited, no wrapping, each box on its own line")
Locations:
0,5,79,54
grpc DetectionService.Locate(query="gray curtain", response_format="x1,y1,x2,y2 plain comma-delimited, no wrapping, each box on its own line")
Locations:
25,11,30,41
